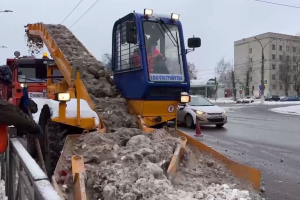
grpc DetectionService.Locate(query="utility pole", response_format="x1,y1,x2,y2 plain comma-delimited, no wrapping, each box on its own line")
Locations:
232,70,236,101
254,37,275,103
246,70,249,96
214,76,218,101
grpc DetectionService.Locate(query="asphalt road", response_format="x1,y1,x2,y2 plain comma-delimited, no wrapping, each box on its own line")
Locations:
179,103,300,200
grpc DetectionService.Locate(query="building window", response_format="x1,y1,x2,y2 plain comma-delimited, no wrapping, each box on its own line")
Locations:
272,54,276,60
295,75,297,81
249,67,252,72
280,84,283,90
272,44,275,50
272,74,276,80
279,45,282,51
249,48,252,53
252,86,254,91
293,56,297,62
272,85,276,90
293,47,296,53
249,57,252,62
293,65,297,71
279,64,283,70
250,77,252,82
272,64,276,69
279,55,283,61
286,46,290,52
286,55,290,61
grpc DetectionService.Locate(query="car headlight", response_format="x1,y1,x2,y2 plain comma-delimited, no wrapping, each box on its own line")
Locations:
193,110,205,115
223,110,226,114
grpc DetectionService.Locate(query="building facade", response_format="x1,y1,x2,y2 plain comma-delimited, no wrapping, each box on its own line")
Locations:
234,32,300,97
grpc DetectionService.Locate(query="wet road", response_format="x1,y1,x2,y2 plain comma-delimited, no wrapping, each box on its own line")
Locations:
179,103,300,200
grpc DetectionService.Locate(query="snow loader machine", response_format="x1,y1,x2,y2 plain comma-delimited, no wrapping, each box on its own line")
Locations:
24,9,261,199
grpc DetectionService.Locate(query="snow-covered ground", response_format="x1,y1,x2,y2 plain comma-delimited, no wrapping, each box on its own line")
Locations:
209,98,236,104
270,105,300,115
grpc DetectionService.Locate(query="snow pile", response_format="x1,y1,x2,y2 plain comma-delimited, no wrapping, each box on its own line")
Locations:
270,105,300,115
56,128,262,200
264,101,300,105
31,98,100,125
209,98,236,104
0,180,7,200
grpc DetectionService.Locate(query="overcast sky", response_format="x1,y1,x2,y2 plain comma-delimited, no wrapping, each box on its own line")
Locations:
1,0,300,81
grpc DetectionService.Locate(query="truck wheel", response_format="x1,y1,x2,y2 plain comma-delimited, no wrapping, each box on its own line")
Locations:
38,104,62,178
44,121,62,179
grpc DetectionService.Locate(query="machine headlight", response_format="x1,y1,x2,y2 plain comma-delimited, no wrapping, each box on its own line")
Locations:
223,110,226,114
171,13,180,21
144,9,153,17
55,92,71,102
180,92,190,103
20,83,28,88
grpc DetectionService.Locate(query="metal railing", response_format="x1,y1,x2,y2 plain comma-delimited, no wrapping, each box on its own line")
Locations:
0,127,61,200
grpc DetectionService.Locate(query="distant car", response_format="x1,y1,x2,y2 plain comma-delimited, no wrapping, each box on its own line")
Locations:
265,95,280,101
236,96,254,103
177,95,227,128
280,96,300,101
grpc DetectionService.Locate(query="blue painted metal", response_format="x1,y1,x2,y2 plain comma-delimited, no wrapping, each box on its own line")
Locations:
112,12,190,100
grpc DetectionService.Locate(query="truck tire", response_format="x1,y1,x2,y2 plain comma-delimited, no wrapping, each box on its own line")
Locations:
38,104,62,178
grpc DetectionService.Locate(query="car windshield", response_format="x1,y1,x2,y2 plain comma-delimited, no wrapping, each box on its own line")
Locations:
17,64,47,83
189,96,214,106
143,21,184,82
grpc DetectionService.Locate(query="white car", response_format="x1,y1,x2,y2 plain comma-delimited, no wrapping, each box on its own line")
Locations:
236,96,254,103
177,95,227,128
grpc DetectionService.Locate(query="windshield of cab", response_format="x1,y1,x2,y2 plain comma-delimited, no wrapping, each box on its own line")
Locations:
17,64,47,83
143,21,184,82
189,96,214,106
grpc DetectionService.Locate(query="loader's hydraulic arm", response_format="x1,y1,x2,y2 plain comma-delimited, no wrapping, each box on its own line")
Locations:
25,23,105,130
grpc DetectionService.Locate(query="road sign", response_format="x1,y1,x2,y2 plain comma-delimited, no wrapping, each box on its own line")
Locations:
264,80,268,85
239,90,242,94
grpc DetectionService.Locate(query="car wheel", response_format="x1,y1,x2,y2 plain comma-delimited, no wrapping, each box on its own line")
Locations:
216,124,224,128
251,100,254,103
184,114,195,128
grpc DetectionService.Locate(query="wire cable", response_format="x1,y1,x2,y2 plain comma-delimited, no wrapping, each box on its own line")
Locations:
69,0,99,29
253,0,300,9
60,0,83,24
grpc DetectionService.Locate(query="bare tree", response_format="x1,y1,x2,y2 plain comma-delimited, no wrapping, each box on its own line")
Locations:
279,54,292,96
187,62,198,80
289,47,300,95
215,58,233,88
101,53,112,73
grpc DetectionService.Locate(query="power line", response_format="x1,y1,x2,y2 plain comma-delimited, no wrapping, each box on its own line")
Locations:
253,0,300,9
69,0,99,29
60,0,83,24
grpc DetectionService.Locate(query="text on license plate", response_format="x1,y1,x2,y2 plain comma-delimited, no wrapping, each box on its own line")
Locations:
209,115,223,119
29,92,45,98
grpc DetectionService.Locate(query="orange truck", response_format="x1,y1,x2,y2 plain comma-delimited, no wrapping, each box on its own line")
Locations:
5,53,62,106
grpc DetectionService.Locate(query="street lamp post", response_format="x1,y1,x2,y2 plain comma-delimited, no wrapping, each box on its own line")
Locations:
254,37,275,103
0,10,13,13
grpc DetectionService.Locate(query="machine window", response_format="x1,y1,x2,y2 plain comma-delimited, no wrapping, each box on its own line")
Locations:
113,22,140,71
17,64,47,83
143,21,184,82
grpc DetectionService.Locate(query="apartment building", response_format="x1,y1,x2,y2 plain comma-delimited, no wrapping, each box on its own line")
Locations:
234,32,300,97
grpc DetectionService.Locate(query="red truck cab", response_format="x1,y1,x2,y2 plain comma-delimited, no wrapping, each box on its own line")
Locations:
6,56,59,106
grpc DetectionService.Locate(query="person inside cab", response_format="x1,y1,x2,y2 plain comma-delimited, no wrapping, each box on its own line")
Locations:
131,25,169,74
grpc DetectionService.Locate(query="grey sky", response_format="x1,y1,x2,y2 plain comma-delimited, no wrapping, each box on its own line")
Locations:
1,0,300,81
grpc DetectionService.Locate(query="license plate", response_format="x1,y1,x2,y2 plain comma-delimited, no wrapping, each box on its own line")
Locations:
209,115,223,119
29,92,44,98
